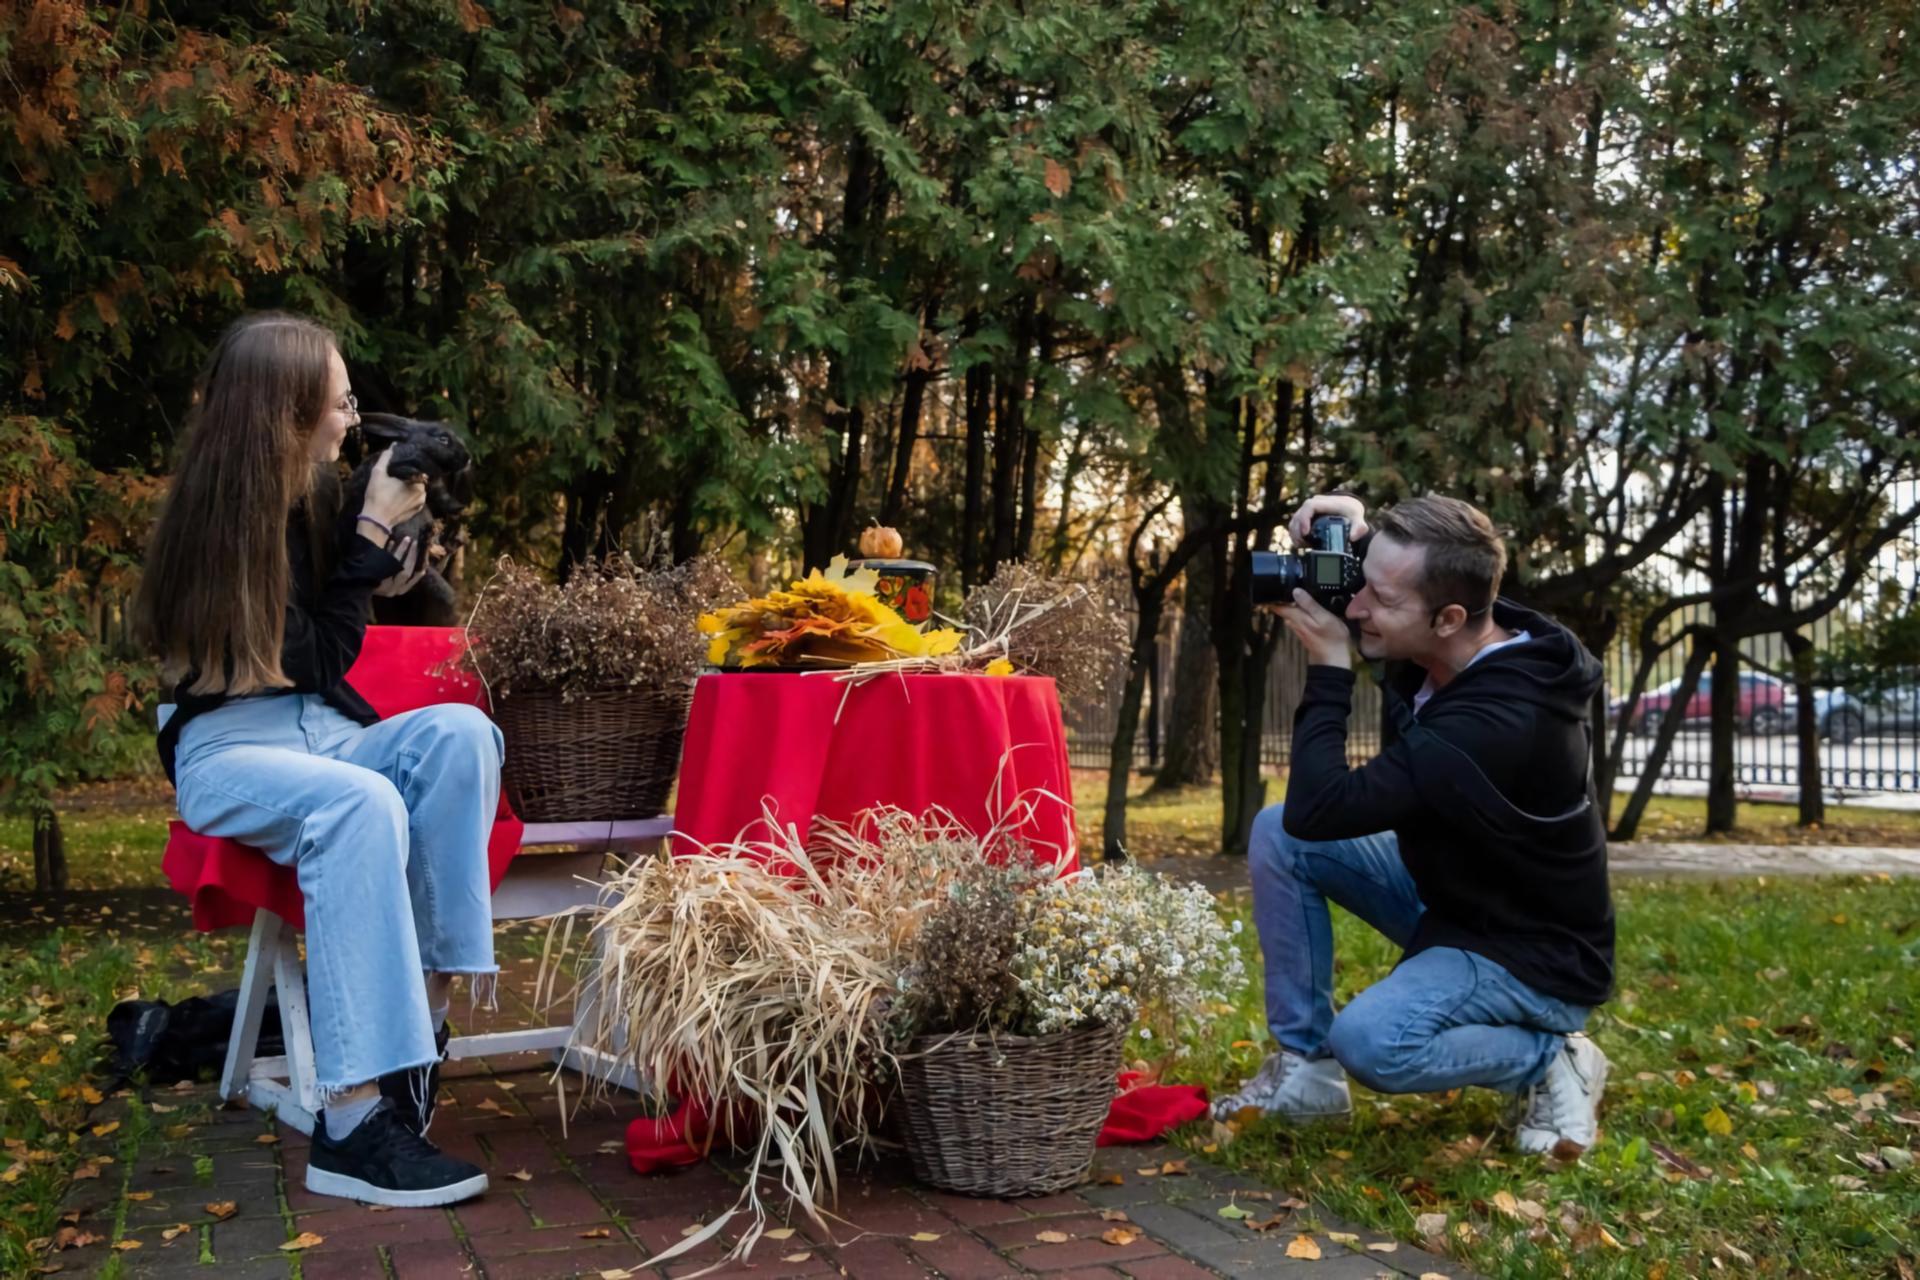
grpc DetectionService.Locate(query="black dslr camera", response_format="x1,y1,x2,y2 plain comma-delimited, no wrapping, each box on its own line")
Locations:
1249,515,1365,612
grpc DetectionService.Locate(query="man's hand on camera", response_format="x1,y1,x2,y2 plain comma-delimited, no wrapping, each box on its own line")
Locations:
1272,589,1353,669
1289,493,1368,547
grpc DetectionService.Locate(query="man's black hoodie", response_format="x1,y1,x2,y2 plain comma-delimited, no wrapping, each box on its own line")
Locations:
1282,597,1615,1007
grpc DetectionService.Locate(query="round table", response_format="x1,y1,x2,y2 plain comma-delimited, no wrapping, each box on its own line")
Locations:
670,671,1079,871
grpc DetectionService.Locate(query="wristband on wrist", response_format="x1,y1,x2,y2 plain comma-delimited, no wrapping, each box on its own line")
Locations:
356,513,393,539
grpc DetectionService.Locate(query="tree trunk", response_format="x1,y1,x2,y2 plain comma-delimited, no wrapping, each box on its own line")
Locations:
1705,632,1740,833
558,479,608,580
1786,628,1824,826
33,806,67,893
1612,638,1712,840
1153,573,1219,789
1221,627,1279,857
1104,592,1166,862
960,316,989,591
882,362,931,527
987,298,1036,578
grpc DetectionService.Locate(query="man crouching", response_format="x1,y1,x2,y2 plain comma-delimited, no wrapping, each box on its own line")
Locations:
1216,493,1614,1158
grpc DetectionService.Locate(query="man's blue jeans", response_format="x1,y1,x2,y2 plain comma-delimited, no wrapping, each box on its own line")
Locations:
1248,804,1587,1095
173,693,503,1100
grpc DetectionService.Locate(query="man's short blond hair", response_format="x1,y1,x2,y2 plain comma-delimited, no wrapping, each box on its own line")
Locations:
1372,496,1506,616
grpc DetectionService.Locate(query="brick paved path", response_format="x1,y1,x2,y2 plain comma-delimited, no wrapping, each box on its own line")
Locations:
59,962,1471,1280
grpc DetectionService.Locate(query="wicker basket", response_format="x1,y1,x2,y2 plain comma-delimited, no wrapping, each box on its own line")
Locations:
492,685,691,822
895,1021,1126,1197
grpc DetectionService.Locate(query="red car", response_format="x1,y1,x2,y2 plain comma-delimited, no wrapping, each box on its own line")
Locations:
1613,671,1791,735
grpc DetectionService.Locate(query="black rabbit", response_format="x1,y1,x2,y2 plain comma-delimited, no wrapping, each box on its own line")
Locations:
338,413,474,626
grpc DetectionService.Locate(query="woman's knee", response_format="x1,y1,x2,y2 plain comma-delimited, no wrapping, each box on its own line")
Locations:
314,770,409,851
416,703,504,768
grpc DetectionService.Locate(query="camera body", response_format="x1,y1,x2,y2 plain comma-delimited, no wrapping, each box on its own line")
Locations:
1249,515,1365,612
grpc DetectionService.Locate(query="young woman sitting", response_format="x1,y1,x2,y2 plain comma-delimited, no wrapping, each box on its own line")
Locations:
136,312,502,1207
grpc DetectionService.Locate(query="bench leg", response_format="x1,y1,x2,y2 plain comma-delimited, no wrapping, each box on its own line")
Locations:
220,911,278,1105
273,931,320,1126
220,911,321,1136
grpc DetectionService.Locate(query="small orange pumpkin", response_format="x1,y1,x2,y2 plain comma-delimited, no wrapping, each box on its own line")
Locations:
859,525,904,559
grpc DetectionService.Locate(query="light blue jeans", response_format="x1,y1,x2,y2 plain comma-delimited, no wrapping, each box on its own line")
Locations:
1248,804,1588,1094
173,693,503,1098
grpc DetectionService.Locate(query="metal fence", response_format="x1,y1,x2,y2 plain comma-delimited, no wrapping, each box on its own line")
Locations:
1061,613,1382,774
1602,481,1920,800
1063,486,1919,801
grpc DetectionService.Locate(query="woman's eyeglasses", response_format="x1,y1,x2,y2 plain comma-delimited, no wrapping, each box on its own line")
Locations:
338,393,359,418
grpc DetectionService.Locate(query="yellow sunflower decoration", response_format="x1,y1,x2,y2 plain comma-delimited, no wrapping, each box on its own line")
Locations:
699,557,963,669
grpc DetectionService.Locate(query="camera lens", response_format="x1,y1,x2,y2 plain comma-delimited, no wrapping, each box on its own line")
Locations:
1249,551,1306,605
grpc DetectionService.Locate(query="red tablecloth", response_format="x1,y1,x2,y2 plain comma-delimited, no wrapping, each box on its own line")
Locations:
671,672,1078,871
160,627,525,932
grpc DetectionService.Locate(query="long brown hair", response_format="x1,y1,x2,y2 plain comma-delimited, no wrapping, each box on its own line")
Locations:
136,312,339,695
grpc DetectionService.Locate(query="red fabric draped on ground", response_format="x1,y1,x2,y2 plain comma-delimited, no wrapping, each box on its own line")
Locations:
625,1073,1210,1174
160,627,524,931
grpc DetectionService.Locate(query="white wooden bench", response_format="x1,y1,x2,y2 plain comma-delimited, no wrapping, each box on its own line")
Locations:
216,819,665,1136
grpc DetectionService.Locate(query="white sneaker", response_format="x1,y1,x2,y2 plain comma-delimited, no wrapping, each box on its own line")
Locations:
1514,1034,1609,1156
1211,1049,1352,1122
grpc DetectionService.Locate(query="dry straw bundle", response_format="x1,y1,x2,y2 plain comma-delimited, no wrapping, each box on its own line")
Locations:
555,806,1034,1271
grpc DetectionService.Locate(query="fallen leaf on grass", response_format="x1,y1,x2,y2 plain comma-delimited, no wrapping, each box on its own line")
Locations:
112,1241,141,1252
1327,1231,1358,1245
90,1123,118,1138
578,1228,611,1239
781,1253,811,1264
1246,1215,1290,1232
1703,1105,1734,1136
1035,1230,1071,1243
1648,1140,1713,1180
160,1225,192,1244
1159,1159,1189,1175
765,1228,796,1240
909,1231,943,1242
1136,1167,1160,1177
70,1165,101,1181
1097,1172,1125,1185
279,1232,323,1251
205,1203,238,1221
1099,1210,1129,1223
126,1192,152,1202
1367,1241,1399,1253
1217,1203,1250,1220
1285,1234,1322,1260
1414,1212,1448,1238
1102,1227,1141,1246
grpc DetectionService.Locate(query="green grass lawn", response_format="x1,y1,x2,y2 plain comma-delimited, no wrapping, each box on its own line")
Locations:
1,771,1915,893
1075,773,1920,859
4,781,1917,1275
0,928,244,1276
1162,875,1920,1278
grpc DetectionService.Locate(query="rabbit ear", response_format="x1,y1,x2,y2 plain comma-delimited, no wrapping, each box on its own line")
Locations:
358,413,413,444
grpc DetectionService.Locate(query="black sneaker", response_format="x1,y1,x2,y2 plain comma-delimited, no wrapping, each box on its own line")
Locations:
306,1098,488,1207
380,1023,451,1135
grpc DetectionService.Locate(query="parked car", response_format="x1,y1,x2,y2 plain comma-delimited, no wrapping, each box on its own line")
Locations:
1808,683,1920,744
1611,671,1792,735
